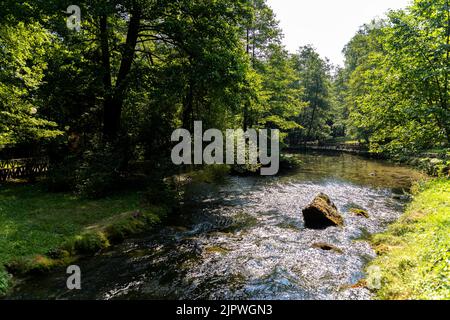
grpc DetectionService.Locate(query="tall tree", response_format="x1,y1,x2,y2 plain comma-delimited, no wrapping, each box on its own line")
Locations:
291,45,333,143
341,0,450,154
241,0,282,130
0,21,62,147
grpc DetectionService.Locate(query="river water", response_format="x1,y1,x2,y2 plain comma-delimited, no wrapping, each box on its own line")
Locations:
9,152,425,300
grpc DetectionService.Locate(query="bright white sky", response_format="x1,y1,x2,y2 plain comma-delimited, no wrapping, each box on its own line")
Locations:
266,0,412,66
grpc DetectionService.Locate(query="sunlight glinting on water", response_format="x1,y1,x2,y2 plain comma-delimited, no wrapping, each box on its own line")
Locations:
9,153,425,300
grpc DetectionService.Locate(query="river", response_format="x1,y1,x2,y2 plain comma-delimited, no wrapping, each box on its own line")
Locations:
9,151,425,300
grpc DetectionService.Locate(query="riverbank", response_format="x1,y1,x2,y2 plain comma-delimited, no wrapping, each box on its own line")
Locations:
0,164,259,297
368,179,450,300
0,182,168,296
288,141,372,156
298,144,450,177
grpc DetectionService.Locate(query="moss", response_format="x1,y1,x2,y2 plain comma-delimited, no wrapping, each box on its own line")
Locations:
220,212,258,233
349,208,370,218
205,246,231,255
312,242,344,254
105,209,162,241
6,254,74,275
47,249,71,260
28,255,65,273
368,179,450,300
70,232,111,255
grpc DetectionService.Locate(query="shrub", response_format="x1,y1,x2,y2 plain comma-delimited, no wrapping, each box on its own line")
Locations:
279,154,302,171
46,155,79,192
75,145,123,199
191,165,231,183
413,158,450,177
231,162,262,176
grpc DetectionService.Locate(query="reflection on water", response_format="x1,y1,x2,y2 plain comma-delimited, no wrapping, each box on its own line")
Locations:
9,152,425,300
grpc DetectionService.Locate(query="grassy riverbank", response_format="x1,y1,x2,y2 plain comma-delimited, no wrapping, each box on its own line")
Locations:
369,179,450,300
0,182,167,296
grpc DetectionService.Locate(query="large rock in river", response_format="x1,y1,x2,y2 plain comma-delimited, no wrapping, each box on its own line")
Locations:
302,193,344,229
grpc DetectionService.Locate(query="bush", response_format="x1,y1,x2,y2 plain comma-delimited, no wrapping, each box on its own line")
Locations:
75,144,123,199
279,154,302,171
6,255,65,275
46,155,79,192
144,178,183,210
191,165,231,183
231,162,262,176
46,138,131,199
412,158,450,177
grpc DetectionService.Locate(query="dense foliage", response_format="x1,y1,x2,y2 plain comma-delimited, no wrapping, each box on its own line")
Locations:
0,0,314,186
0,21,62,146
338,0,450,155
0,0,448,186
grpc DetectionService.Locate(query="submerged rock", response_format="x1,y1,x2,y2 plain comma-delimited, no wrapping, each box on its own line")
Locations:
205,246,231,255
392,193,411,201
312,242,344,254
349,208,369,218
302,193,344,229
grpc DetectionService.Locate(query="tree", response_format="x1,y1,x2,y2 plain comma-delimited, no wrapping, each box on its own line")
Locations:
0,21,62,147
241,0,282,130
255,45,304,138
330,67,350,138
387,0,450,143
291,45,333,144
341,0,450,155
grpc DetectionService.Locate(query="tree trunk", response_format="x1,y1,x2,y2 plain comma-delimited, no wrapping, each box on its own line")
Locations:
306,105,317,142
243,27,251,131
306,80,320,141
100,15,112,98
445,0,450,144
103,10,141,140
183,81,194,131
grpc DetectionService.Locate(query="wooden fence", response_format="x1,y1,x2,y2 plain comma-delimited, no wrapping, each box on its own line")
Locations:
0,158,49,182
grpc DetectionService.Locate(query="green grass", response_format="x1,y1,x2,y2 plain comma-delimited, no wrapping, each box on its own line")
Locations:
0,182,164,295
369,179,450,300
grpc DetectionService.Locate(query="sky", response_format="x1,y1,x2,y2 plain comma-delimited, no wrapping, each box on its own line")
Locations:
266,0,411,66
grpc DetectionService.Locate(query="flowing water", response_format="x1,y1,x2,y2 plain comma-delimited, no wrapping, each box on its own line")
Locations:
9,152,425,300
